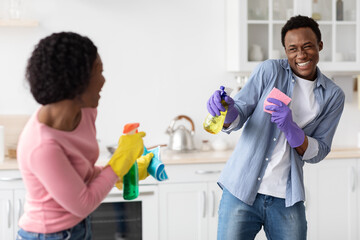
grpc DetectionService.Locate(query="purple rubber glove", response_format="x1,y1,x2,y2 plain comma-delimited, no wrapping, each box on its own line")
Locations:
265,98,305,148
207,90,238,124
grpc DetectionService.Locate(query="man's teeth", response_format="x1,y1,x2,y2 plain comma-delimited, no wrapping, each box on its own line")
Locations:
297,61,310,67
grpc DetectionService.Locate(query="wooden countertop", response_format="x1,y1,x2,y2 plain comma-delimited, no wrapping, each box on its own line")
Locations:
156,148,360,165
0,157,19,170
160,149,233,165
324,148,360,159
2,148,360,170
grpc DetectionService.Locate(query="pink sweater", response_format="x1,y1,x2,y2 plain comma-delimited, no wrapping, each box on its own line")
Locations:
17,108,118,233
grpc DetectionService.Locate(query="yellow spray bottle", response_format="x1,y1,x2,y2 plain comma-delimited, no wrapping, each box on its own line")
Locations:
203,86,232,134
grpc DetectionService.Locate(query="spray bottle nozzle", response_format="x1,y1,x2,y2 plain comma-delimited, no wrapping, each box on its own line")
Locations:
220,86,227,98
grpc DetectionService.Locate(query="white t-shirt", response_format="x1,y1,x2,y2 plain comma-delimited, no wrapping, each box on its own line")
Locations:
257,75,319,198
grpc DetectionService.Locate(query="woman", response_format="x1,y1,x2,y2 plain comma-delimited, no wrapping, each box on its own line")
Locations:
16,32,152,239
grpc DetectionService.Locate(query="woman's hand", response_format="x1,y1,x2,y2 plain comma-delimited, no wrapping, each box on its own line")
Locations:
107,131,145,179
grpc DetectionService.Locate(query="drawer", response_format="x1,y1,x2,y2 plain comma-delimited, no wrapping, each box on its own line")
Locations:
0,170,24,189
160,163,225,184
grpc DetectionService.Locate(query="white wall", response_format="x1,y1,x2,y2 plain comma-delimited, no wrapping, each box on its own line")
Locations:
0,0,239,150
0,0,358,151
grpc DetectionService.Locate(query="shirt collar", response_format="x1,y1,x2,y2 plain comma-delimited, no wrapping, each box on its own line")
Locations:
281,59,327,89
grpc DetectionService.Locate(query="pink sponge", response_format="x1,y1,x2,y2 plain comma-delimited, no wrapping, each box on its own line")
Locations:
264,87,291,114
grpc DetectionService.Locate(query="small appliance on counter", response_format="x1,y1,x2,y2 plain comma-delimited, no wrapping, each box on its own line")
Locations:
211,137,230,151
165,115,196,152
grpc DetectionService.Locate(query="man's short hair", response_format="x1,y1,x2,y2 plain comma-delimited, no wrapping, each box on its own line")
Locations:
281,15,322,47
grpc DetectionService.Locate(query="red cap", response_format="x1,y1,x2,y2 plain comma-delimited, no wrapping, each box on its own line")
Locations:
123,123,140,134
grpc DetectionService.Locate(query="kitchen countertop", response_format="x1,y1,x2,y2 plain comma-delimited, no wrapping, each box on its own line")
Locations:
93,149,234,166
0,157,19,170
2,148,360,170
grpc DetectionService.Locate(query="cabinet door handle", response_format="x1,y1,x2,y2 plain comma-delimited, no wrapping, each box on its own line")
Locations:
201,191,206,218
211,190,216,217
139,190,155,196
108,190,155,198
304,187,309,210
0,177,22,181
7,200,11,228
350,167,356,192
18,199,23,221
195,170,221,175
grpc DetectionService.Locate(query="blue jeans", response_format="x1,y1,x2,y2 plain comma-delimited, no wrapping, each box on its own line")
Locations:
217,188,307,240
16,216,91,240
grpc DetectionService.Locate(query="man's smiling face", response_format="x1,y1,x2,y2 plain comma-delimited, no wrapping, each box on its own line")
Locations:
284,27,323,81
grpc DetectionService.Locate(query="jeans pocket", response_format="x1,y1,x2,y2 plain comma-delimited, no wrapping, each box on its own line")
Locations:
16,228,71,240
17,229,38,240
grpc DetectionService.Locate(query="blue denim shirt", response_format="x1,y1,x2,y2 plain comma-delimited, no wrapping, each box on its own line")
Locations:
218,59,345,207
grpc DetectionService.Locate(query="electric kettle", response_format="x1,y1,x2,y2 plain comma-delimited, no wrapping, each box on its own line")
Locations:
166,115,195,151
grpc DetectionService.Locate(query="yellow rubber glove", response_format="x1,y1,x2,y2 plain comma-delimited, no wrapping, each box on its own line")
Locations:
138,152,154,180
107,131,145,179
114,152,153,190
115,179,123,190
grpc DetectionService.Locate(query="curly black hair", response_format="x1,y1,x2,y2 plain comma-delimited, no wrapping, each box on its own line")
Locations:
281,15,321,47
26,32,98,105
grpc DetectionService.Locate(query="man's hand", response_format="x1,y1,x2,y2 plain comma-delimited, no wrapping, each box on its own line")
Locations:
265,98,305,148
207,90,238,124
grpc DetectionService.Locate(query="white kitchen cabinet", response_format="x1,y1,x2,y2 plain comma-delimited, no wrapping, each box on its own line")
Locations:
303,158,358,240
226,0,360,73
252,158,359,240
5,154,360,240
207,182,223,239
0,190,14,239
251,158,360,240
0,171,25,240
158,163,223,240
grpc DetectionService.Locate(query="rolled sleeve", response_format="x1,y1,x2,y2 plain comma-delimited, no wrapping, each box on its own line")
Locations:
302,136,319,160
222,115,240,134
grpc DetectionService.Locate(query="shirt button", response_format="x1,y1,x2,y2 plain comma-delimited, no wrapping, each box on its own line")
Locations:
258,177,261,181
265,158,269,161
273,138,276,141
292,79,295,82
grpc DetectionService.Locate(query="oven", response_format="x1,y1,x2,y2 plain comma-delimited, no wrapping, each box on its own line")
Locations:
90,184,158,240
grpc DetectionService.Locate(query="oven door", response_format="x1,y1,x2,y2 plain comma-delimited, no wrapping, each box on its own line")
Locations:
90,185,158,240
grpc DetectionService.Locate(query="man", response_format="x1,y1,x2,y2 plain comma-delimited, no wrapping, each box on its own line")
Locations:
207,15,345,239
